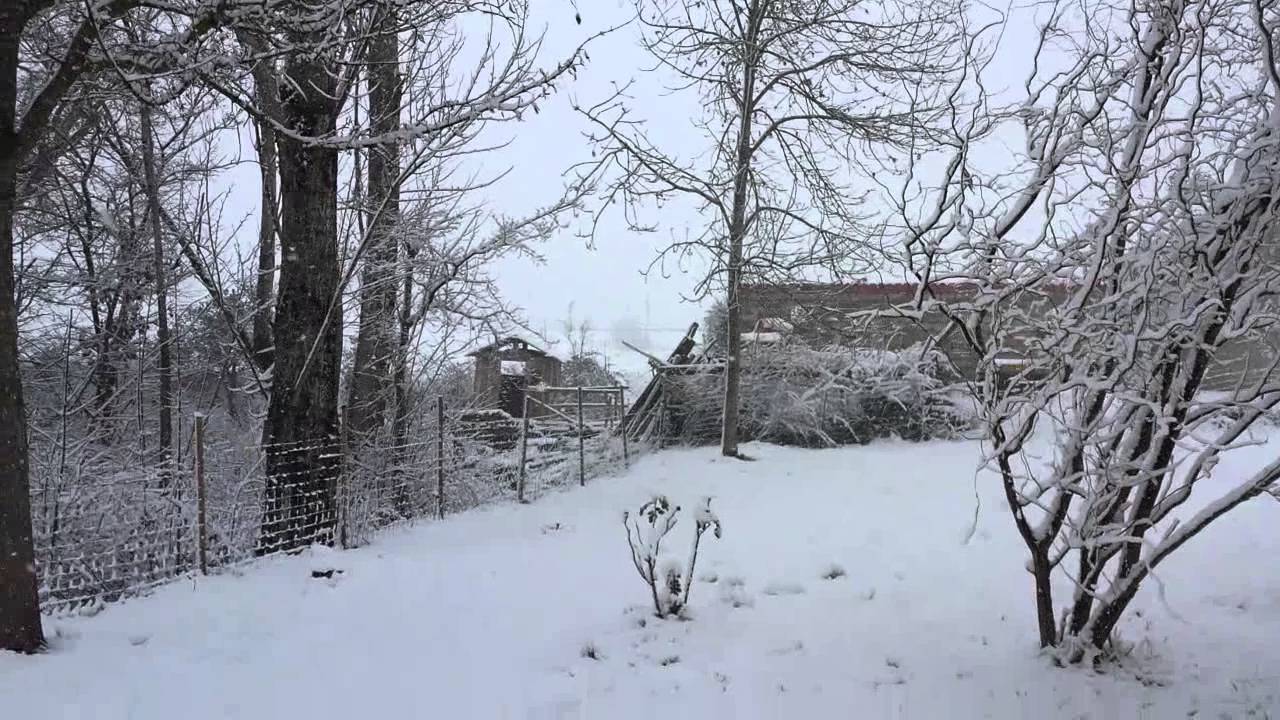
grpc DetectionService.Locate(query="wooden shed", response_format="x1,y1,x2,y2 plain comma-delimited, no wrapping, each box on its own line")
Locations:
468,337,562,418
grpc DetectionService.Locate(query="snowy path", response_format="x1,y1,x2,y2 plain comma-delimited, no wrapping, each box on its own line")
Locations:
4,441,1280,718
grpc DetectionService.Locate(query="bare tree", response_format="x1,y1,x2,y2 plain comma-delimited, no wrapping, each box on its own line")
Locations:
138,100,174,480
0,0,165,652
346,7,403,444
185,0,588,554
32,118,146,429
893,0,1280,662
0,0,273,654
0,0,593,638
577,0,959,457
0,2,42,651
235,30,281,373
558,303,619,387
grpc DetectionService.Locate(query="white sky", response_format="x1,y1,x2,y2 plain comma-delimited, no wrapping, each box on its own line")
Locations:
481,0,715,370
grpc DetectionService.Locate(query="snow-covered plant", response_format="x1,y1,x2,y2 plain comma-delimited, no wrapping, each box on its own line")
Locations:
664,344,969,447
680,498,723,609
623,496,722,618
623,496,680,616
892,0,1280,664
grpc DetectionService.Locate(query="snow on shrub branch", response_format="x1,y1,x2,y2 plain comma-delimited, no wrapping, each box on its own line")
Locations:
665,343,970,447
623,495,722,618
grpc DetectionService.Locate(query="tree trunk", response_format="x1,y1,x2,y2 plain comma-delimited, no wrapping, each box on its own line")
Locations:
139,101,173,481
249,61,279,373
719,4,761,459
347,17,402,441
1084,565,1152,657
391,259,414,447
258,57,342,555
252,119,277,368
234,40,282,449
1029,548,1057,650
0,7,45,652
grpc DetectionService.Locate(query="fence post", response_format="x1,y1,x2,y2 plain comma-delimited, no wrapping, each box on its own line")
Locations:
194,412,208,575
577,386,586,487
517,393,530,503
436,395,446,520
619,387,629,467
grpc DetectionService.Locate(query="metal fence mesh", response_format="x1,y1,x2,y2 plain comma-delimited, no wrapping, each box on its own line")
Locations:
29,392,636,615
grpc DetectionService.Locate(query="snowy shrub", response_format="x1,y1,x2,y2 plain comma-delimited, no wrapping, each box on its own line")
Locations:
892,0,1280,664
622,495,722,618
820,563,847,580
660,343,969,447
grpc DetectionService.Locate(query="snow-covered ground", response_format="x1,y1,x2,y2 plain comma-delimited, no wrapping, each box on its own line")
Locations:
5,439,1280,718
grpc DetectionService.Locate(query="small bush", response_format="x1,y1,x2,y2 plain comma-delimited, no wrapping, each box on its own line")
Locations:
661,344,970,447
821,563,847,580
622,496,723,618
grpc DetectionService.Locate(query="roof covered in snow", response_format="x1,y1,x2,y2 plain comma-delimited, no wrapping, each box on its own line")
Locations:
467,336,558,360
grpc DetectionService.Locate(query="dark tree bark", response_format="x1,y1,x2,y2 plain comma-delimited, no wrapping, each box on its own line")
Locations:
238,43,281,451
391,250,415,449
257,52,343,555
719,3,762,459
0,2,45,653
252,117,278,370
347,15,402,441
242,43,280,373
1029,548,1056,649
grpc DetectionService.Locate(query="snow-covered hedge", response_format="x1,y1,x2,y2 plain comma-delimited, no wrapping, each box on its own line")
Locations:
660,344,970,447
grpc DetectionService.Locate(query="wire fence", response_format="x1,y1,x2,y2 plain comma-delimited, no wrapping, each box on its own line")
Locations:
29,390,636,615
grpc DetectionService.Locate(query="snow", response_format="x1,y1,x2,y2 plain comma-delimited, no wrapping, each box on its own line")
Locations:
4,439,1280,718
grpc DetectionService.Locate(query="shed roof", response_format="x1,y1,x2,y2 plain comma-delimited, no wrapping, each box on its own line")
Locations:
467,336,558,360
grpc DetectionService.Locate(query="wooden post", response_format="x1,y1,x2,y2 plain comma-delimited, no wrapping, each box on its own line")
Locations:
517,393,530,503
577,386,586,487
436,395,445,519
194,412,208,575
619,387,629,467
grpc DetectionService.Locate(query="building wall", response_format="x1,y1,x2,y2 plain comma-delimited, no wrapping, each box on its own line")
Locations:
738,284,987,380
739,284,1278,393
471,346,563,418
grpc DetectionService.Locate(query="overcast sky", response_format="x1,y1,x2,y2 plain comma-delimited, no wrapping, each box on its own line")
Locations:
480,0,715,371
